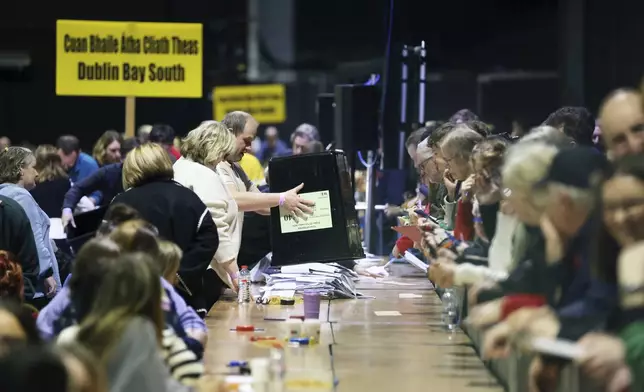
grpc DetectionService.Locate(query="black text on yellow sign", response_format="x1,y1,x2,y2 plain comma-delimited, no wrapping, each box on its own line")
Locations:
213,84,286,124
56,20,202,98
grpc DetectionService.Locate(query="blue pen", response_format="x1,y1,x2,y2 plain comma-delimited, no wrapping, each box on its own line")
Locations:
227,360,248,367
288,337,310,345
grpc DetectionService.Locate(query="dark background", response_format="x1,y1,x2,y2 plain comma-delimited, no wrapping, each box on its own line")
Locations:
1,0,643,150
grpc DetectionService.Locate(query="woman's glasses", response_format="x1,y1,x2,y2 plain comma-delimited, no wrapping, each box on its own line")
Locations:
418,156,439,177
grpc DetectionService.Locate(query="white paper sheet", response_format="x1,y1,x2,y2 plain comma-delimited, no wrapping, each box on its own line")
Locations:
264,290,296,299
271,282,297,290
281,263,338,274
365,266,389,277
399,293,423,298
379,281,418,286
530,337,585,360
374,311,402,316
270,273,309,279
295,276,334,283
404,251,429,273
49,218,66,240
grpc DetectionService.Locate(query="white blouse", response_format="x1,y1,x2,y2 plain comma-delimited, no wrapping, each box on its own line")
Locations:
173,157,240,288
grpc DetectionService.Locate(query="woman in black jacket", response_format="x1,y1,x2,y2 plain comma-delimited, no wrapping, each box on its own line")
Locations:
111,143,218,317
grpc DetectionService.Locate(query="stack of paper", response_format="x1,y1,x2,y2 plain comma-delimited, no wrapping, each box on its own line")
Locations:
258,261,366,300
404,251,429,273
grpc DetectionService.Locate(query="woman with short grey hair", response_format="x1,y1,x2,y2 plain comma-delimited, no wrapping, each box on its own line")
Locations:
0,147,61,298
503,141,558,226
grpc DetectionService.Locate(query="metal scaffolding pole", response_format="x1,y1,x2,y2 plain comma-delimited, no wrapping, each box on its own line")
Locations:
417,41,427,124
364,150,375,251
398,45,409,170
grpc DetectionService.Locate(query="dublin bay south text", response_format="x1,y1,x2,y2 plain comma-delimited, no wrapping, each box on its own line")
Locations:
77,62,185,82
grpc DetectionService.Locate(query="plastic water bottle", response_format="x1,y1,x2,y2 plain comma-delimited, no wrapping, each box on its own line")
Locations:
238,265,251,303
269,348,286,392
441,288,460,331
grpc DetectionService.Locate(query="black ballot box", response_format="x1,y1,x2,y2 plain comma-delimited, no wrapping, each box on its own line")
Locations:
268,151,364,266
66,206,108,253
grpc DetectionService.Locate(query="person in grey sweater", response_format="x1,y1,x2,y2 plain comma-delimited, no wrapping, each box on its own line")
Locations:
0,147,61,296
107,317,192,392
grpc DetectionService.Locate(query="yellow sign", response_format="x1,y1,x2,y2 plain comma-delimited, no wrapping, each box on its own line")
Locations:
280,191,333,234
213,84,286,123
56,20,202,98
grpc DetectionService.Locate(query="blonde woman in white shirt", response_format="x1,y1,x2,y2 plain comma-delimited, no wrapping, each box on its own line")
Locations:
173,121,240,307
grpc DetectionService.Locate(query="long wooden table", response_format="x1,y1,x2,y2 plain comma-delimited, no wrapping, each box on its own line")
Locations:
205,264,503,391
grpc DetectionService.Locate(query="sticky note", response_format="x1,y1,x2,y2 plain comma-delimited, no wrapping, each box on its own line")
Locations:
374,311,402,316
399,293,423,299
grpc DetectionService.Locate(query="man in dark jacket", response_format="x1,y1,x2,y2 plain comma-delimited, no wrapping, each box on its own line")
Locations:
61,163,124,229
0,195,40,297
533,147,615,339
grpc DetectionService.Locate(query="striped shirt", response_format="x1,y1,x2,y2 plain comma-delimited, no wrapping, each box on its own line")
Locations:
161,327,204,385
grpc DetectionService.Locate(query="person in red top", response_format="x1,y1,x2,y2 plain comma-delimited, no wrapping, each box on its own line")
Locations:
439,126,483,242
169,145,181,160
393,199,431,257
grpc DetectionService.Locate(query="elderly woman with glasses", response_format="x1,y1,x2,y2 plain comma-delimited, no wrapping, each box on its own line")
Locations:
438,126,484,242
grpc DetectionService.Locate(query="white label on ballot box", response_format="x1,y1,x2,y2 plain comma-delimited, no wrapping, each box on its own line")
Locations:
280,190,333,234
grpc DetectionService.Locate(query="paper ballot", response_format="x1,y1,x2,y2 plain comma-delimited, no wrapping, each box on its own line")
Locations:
529,337,585,360
403,251,429,273
280,191,333,234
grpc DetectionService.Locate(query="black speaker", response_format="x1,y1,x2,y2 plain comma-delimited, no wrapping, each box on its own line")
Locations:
316,93,335,146
333,85,380,153
0,52,31,82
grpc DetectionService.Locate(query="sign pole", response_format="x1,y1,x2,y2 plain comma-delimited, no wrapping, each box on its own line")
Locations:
125,96,136,138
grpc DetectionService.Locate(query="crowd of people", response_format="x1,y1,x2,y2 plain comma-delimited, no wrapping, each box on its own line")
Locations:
0,112,318,391
0,84,643,391
389,88,644,392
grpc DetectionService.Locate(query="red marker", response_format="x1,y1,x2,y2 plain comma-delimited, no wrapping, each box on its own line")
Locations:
231,325,265,332
250,336,277,342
